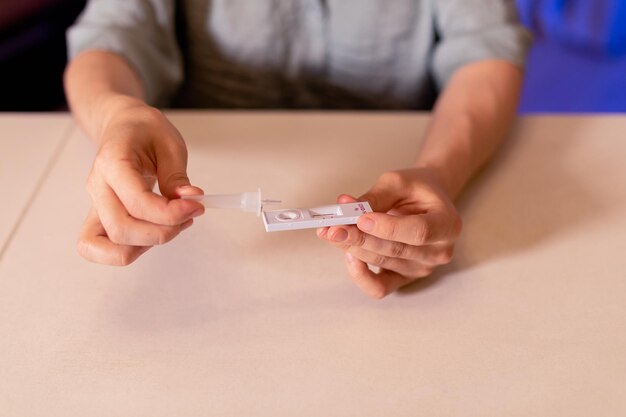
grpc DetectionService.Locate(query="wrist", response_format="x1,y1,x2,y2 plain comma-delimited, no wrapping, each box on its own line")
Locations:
94,94,149,139
413,159,467,201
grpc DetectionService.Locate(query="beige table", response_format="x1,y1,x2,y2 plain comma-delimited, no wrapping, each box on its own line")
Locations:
1,113,625,416
0,113,72,258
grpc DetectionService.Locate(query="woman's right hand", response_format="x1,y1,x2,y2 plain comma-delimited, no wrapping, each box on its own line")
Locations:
77,101,205,265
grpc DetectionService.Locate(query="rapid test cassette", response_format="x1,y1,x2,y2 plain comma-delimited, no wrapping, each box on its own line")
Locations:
262,202,373,232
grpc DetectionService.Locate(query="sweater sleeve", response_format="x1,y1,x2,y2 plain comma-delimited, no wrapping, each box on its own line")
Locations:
432,0,533,89
67,0,183,106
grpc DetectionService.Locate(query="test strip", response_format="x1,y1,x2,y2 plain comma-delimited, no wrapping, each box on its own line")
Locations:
262,202,372,232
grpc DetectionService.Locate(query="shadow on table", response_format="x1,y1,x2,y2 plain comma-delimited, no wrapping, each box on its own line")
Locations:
400,117,612,296
110,219,381,333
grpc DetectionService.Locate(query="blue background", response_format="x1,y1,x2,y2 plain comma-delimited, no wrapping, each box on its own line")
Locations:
518,0,626,112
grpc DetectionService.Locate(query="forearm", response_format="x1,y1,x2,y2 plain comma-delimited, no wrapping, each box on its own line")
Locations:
64,50,148,142
415,60,523,199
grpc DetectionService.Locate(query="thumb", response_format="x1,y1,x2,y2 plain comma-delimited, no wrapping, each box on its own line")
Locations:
357,177,404,213
336,194,358,204
155,145,203,199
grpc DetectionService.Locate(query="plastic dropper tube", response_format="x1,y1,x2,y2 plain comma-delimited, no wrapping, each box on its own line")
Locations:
182,188,281,216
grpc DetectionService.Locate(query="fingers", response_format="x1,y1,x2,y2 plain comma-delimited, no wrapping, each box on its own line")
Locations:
318,224,450,299
77,208,153,266
175,184,205,198
356,211,461,246
324,169,463,298
336,194,358,204
344,253,415,299
96,185,195,246
83,162,202,265
357,171,409,213
77,204,195,265
321,225,454,264
337,179,461,246
154,138,197,199
100,160,203,226
347,246,435,277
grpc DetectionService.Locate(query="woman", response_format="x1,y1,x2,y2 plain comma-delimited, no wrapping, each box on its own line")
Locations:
65,0,531,298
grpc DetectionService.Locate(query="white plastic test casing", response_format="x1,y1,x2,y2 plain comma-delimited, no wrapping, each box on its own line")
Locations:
262,202,373,232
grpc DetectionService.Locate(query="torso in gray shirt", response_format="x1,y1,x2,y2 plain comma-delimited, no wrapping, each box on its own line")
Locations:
68,0,531,109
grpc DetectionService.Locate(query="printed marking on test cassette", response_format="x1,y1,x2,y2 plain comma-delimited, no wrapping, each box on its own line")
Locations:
263,202,373,232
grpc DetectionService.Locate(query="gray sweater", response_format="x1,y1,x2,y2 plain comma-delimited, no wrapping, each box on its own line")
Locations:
68,0,531,109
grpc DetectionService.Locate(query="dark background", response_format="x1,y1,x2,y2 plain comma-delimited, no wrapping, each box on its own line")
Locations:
1,0,625,112
0,0,86,110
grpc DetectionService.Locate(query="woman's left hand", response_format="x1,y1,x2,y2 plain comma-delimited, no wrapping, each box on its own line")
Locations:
317,168,462,299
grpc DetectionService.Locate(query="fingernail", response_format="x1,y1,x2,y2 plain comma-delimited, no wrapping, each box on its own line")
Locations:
358,217,375,232
177,185,198,196
331,228,348,242
190,208,204,218
177,184,194,192
345,252,354,263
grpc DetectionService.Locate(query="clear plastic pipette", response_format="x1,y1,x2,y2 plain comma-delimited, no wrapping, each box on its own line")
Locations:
181,188,281,216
